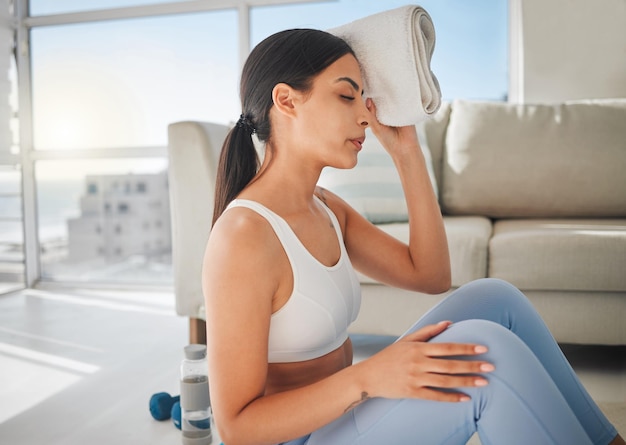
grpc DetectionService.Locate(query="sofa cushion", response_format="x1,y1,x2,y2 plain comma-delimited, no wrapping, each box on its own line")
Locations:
357,216,492,287
489,219,626,292
318,126,438,224
442,99,626,218
418,101,451,191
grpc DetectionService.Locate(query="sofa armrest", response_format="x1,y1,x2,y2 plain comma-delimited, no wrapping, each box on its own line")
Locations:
167,121,229,320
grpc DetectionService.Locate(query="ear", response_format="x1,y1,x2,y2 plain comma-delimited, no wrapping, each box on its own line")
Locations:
271,83,300,118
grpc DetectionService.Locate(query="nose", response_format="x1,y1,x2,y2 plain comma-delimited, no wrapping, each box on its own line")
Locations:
359,98,370,127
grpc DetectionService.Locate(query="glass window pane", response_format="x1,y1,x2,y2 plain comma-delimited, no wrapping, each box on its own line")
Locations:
36,158,173,285
0,167,24,292
1,19,18,154
0,195,21,219
9,54,19,154
31,10,239,150
29,0,192,16
251,0,508,101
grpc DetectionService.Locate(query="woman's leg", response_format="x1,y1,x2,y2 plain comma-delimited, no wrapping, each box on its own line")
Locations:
406,278,617,444
302,320,597,445
282,278,617,445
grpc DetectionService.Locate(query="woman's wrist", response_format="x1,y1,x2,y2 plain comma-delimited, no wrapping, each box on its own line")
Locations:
390,143,428,172
343,362,374,412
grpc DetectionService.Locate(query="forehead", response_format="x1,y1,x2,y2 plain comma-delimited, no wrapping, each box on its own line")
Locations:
316,54,363,90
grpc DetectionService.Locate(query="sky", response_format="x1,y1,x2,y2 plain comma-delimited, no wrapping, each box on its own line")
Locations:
23,0,507,179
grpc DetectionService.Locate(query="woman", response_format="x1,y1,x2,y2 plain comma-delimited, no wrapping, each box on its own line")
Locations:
202,29,623,445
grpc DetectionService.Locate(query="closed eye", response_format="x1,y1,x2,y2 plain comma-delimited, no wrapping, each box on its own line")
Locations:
340,95,355,101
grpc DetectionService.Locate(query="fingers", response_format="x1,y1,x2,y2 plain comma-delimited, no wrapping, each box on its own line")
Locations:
424,372,489,389
368,321,497,402
410,371,491,403
414,387,472,403
425,357,495,375
402,322,489,358
421,341,489,358
404,359,493,403
402,321,452,342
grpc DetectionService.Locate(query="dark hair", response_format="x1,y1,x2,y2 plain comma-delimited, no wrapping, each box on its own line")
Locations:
212,28,355,225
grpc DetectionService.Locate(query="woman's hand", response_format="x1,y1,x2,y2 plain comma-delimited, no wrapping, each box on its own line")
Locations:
365,98,420,157
343,96,451,294
356,321,495,403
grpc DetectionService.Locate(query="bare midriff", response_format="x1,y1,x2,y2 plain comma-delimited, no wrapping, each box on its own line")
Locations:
265,338,353,395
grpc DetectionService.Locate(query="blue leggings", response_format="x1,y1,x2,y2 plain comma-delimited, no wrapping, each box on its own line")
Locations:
283,279,618,445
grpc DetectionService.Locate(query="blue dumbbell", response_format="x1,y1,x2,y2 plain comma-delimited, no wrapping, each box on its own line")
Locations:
171,400,181,429
149,392,180,421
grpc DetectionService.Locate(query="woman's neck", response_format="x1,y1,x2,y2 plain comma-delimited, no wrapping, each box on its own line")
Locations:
245,142,322,212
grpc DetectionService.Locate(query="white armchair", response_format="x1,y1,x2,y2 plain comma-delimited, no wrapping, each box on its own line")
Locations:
168,121,229,343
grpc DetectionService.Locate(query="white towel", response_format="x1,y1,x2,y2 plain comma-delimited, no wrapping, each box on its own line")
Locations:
329,5,441,126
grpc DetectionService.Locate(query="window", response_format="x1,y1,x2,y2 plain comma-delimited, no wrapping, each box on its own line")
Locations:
30,11,239,151
20,3,242,286
36,158,169,283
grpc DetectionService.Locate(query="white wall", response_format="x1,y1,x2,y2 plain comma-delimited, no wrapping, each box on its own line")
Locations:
515,0,626,103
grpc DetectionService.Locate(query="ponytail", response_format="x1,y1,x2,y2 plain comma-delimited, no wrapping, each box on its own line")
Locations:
212,121,259,226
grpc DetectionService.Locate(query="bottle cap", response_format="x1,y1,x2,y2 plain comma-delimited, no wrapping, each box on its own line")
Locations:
184,344,207,360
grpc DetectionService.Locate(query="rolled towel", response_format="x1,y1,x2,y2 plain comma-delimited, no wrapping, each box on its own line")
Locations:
329,5,441,126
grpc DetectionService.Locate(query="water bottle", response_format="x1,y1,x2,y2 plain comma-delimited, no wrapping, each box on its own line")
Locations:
180,344,212,445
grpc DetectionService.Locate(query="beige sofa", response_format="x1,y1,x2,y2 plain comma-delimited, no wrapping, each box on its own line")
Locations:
168,99,626,346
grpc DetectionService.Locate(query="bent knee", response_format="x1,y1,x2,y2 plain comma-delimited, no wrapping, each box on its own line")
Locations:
432,319,526,357
457,278,530,309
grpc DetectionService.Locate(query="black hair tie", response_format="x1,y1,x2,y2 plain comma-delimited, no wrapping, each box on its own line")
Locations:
236,114,256,134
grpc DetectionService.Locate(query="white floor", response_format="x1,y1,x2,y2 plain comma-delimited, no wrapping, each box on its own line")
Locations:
0,286,624,445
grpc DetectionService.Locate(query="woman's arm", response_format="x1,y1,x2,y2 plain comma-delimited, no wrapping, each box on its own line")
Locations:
331,100,451,294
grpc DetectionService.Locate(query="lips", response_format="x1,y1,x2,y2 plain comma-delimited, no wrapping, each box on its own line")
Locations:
351,136,366,150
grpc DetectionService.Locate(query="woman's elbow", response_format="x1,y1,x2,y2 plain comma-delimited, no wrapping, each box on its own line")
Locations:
217,419,271,445
434,265,452,293
430,273,452,294
410,269,451,294
217,425,246,445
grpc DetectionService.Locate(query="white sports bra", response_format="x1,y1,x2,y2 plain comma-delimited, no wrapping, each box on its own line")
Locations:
225,197,362,363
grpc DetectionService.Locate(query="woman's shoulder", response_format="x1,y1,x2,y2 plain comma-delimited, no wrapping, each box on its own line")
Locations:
212,204,275,244
207,203,285,264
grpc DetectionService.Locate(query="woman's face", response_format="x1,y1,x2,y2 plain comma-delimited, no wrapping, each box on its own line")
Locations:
293,53,370,170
